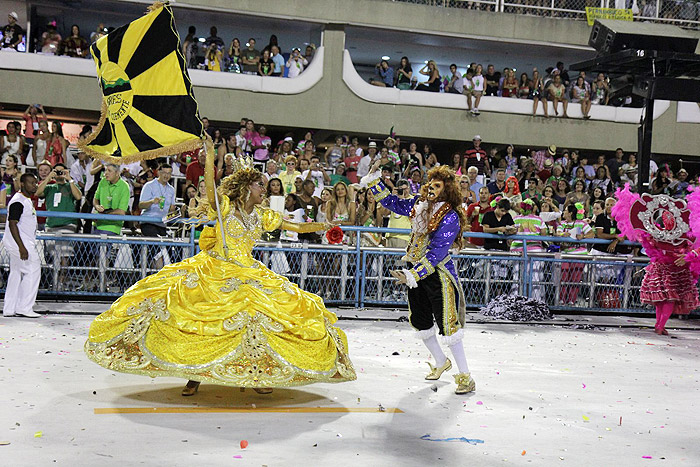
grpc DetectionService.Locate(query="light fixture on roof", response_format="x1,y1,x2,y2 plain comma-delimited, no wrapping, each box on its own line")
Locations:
381,55,390,61
198,38,205,43
424,60,429,64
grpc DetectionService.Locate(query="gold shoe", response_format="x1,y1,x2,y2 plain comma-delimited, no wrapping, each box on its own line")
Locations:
253,387,273,394
181,381,200,396
454,373,476,394
425,358,452,381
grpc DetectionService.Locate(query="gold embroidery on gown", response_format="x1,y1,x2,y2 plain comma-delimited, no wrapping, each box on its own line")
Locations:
85,197,356,387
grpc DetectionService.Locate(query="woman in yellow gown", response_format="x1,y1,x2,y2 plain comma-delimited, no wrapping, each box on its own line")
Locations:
85,154,356,395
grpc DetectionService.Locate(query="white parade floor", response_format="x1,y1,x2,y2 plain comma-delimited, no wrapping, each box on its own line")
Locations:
1,312,699,466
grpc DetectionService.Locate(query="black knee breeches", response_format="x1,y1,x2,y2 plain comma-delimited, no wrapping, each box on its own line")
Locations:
407,269,460,336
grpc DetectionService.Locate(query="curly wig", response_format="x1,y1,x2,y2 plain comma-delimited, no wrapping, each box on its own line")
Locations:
194,168,263,218
419,165,469,247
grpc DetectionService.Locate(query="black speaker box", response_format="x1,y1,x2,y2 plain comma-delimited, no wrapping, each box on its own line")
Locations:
589,20,699,55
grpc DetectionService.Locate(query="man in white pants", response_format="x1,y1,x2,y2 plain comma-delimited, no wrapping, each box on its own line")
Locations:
3,173,41,318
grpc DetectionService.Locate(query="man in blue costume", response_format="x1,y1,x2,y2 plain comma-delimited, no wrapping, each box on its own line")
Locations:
362,160,475,394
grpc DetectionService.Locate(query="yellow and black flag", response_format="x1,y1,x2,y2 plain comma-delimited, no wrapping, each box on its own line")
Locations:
79,1,203,162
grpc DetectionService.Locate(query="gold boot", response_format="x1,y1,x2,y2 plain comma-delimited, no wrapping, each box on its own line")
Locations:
181,380,200,396
454,373,476,394
425,358,452,380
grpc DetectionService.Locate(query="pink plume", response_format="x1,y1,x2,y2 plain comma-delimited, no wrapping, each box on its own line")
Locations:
610,184,642,242
684,185,700,274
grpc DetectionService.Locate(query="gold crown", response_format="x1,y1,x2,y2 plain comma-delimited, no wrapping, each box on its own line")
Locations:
227,154,255,175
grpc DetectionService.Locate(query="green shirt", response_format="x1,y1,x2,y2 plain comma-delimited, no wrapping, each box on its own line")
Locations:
93,177,130,234
44,182,79,228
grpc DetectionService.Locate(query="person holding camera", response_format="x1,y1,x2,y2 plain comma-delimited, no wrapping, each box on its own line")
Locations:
36,163,82,229
286,47,308,78
205,43,223,72
301,156,330,198
36,163,82,288
369,60,395,87
22,104,47,146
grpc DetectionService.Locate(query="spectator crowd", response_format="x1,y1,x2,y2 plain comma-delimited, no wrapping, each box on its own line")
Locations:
182,27,315,77
368,58,615,118
0,103,693,302
1,13,315,79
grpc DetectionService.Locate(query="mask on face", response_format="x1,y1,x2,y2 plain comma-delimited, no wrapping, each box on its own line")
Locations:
426,180,444,201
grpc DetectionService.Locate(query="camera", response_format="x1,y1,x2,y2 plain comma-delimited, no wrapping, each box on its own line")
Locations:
55,170,64,176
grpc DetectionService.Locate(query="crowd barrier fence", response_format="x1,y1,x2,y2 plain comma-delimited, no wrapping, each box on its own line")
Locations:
0,210,673,315
383,0,700,28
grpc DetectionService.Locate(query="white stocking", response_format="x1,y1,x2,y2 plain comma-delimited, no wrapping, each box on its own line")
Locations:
417,327,447,367
448,341,470,374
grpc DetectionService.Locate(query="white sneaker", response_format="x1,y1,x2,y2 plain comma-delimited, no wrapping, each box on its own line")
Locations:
15,310,41,318
3,311,15,317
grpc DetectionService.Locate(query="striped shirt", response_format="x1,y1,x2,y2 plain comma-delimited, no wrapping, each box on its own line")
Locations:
511,215,544,251
464,147,487,175
557,220,592,254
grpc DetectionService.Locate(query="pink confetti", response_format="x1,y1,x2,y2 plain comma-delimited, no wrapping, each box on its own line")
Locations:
476,401,483,405
582,383,587,389
646,410,653,414
642,456,652,459
233,455,242,459
496,371,500,375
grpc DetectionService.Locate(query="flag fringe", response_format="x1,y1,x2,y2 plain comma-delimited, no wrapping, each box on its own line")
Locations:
77,102,203,163
146,1,166,14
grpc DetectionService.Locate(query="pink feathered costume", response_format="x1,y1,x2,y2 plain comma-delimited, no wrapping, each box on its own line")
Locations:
611,186,700,334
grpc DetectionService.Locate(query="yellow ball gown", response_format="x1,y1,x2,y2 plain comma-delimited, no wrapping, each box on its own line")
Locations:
85,197,356,387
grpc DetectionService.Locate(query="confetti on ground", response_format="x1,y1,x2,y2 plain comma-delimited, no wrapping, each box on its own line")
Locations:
34,431,43,438
521,450,527,456
582,415,590,422
0,442,10,446
239,440,248,449
642,456,652,459
582,383,587,389
233,455,242,459
420,435,484,445
476,401,483,405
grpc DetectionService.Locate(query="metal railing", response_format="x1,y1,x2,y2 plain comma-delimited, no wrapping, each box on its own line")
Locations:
382,0,700,29
0,210,672,315
387,0,498,12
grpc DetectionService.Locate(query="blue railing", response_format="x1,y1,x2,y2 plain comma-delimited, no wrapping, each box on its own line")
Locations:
0,210,667,314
